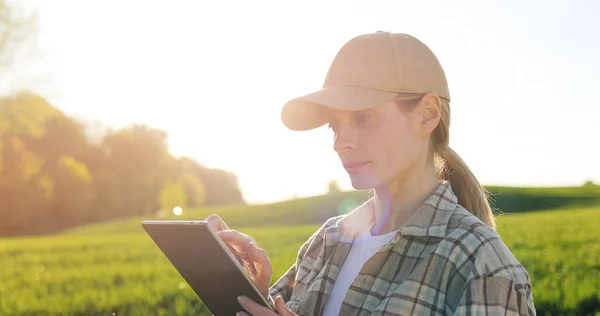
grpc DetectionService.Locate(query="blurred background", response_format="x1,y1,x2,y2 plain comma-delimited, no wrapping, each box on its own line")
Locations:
0,0,598,315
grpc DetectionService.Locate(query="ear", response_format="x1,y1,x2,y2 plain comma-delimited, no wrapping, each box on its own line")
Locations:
417,92,442,136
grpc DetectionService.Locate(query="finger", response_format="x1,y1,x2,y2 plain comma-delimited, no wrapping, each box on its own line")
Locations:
217,230,254,253
236,312,251,316
218,231,259,276
238,296,277,316
241,248,258,277
274,296,291,315
249,243,272,295
249,243,272,277
226,243,251,268
205,214,229,232
226,242,251,261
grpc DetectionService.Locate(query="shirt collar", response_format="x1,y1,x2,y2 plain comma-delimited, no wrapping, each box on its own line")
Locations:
333,180,458,240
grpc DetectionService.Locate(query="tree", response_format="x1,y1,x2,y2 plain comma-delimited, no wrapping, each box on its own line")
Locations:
102,125,173,216
0,0,39,235
0,92,61,236
89,168,123,221
327,179,342,195
174,157,245,206
583,179,596,187
49,155,93,224
159,180,186,213
0,0,37,91
180,173,205,207
0,89,247,236
0,136,51,236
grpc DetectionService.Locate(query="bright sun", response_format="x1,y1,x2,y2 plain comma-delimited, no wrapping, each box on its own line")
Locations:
172,206,183,216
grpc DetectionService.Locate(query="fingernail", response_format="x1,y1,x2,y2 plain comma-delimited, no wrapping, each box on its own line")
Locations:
237,295,245,304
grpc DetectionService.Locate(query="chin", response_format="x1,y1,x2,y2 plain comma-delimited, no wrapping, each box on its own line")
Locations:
348,174,383,190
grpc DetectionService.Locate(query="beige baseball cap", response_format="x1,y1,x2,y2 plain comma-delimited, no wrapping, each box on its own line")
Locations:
281,31,450,131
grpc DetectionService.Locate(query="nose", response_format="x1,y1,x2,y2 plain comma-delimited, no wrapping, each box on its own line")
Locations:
333,128,358,154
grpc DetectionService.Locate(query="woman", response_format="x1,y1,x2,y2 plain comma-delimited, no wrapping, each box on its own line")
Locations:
206,32,536,315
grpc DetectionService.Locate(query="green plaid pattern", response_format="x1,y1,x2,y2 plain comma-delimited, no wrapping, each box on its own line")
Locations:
269,181,536,315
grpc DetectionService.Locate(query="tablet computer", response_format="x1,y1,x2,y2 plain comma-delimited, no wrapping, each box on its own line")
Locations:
141,220,275,315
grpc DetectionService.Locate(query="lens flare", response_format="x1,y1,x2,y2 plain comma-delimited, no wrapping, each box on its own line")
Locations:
173,206,183,216
338,198,358,215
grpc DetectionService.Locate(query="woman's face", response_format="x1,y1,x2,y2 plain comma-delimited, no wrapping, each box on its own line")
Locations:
327,99,431,190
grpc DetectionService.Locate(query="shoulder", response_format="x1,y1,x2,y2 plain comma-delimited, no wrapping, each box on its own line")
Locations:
310,214,346,240
444,205,532,288
443,206,536,314
295,214,346,258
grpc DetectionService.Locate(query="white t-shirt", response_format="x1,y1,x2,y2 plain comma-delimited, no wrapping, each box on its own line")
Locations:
322,228,397,316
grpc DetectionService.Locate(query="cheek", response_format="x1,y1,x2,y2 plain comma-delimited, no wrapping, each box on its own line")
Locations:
386,132,415,168
373,121,420,174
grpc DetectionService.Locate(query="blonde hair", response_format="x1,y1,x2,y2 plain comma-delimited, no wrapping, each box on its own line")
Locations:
400,95,496,230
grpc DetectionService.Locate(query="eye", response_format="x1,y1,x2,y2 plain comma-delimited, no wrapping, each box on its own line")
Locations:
354,112,372,124
327,122,338,133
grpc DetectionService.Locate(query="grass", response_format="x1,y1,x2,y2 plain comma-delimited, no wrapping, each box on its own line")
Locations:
61,184,600,236
0,225,319,316
1,186,599,315
496,206,600,315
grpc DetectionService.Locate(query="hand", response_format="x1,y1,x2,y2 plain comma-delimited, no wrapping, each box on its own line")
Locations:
237,295,297,316
204,214,273,298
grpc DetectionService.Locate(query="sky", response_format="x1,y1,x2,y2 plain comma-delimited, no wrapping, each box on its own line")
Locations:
8,0,600,204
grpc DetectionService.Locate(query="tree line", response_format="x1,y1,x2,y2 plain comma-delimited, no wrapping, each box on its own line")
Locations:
0,91,245,237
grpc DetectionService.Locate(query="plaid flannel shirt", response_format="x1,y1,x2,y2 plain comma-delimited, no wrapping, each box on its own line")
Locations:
268,181,536,315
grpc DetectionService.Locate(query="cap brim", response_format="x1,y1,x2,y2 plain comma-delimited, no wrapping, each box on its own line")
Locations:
281,86,419,131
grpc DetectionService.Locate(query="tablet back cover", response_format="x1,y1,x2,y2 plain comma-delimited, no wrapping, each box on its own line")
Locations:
142,221,271,316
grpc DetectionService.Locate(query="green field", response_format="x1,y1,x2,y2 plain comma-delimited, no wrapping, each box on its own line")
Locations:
1,187,600,315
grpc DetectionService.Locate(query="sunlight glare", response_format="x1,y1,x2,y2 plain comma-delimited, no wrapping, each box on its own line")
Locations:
173,206,183,216
338,198,359,215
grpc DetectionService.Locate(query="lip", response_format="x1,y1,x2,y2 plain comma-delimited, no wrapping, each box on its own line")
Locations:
342,161,369,173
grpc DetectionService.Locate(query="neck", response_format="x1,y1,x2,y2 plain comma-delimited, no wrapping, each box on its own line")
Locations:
371,163,439,235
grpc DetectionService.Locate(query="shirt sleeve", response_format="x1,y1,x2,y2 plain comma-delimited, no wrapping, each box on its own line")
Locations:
267,216,340,303
267,227,320,302
268,261,298,302
451,275,536,315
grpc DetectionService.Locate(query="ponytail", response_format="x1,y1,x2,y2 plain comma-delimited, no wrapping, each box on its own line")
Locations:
432,98,496,230
395,95,496,229
438,147,496,229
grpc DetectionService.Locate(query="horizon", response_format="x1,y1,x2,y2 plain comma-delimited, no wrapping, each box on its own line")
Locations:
8,0,600,204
